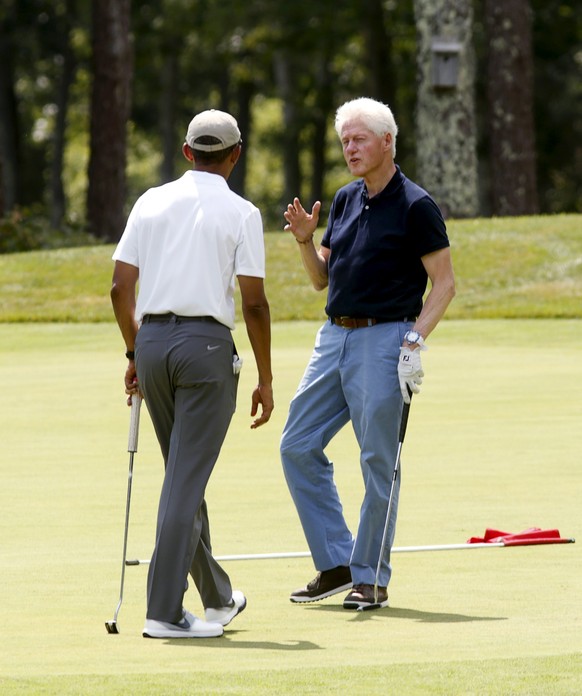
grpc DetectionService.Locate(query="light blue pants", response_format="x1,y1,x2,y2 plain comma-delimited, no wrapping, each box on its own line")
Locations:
280,320,410,587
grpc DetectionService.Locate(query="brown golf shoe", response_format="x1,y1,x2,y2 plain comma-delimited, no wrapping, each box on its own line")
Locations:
343,583,389,610
290,565,352,603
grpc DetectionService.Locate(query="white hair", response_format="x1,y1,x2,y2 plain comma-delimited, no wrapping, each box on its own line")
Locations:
334,97,398,157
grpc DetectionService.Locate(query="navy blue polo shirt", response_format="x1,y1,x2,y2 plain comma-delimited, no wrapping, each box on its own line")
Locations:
321,166,449,320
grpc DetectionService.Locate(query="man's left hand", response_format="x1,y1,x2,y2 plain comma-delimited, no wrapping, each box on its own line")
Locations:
398,346,425,403
250,384,274,429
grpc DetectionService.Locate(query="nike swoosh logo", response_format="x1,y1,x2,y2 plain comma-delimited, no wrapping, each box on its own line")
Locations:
207,345,221,351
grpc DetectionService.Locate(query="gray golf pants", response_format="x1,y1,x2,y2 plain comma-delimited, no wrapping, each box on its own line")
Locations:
135,316,238,623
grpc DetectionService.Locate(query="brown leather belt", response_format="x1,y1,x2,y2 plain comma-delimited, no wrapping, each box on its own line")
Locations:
330,316,416,329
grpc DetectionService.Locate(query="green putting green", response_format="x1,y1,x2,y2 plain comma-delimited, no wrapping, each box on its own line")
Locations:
0,320,580,695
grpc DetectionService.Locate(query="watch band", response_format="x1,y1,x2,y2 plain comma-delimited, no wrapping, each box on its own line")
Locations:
404,331,424,346
125,350,135,360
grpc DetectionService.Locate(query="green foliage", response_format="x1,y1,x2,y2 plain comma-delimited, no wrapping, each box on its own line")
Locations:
4,0,579,240
0,206,100,254
245,97,285,225
531,0,582,213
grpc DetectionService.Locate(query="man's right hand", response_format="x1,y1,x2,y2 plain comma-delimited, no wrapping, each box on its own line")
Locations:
124,367,141,405
284,197,321,244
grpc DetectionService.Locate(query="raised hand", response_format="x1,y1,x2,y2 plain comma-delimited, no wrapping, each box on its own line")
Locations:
284,197,321,244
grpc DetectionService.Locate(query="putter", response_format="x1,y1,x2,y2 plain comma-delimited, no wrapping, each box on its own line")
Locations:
105,392,142,634
360,390,412,612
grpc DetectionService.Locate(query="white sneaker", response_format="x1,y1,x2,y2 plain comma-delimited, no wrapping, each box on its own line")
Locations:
143,609,223,639
205,590,247,626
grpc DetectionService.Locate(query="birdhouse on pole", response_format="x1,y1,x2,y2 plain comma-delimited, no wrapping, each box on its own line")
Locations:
431,37,462,89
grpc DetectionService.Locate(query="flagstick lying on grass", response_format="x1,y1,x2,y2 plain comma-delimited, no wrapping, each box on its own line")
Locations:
126,529,574,565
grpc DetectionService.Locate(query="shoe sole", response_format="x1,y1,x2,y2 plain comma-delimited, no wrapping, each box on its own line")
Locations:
290,582,353,603
343,598,389,611
143,628,223,639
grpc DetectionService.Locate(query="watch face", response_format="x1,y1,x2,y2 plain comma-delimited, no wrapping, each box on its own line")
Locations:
406,331,420,343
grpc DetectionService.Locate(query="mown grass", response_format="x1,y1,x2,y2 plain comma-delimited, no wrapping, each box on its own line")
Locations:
1,214,581,694
0,213,580,322
0,320,580,695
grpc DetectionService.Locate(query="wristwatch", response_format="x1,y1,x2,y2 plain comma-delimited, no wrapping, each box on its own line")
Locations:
403,330,424,346
125,350,135,360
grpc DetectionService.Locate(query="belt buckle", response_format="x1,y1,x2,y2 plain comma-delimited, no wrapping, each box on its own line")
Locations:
339,316,354,329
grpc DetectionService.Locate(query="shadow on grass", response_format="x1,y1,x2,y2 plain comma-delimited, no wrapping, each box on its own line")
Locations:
159,633,322,651
306,605,507,623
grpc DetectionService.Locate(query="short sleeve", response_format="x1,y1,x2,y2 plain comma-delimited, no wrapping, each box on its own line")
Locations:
406,196,449,258
234,207,266,278
112,197,142,267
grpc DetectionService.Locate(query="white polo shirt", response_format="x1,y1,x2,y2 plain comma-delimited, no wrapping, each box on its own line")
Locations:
113,170,265,330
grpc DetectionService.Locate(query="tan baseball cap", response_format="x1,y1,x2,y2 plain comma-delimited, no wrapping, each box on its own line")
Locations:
185,109,241,152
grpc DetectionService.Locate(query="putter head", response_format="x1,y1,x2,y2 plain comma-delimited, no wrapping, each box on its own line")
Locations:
357,603,382,612
105,621,119,634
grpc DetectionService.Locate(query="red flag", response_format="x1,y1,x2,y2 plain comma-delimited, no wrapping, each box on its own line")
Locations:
468,527,574,547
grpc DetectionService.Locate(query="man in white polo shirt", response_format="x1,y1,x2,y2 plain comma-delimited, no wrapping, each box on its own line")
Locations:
111,109,273,639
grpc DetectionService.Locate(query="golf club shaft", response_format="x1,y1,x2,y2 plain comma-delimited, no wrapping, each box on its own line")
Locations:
373,441,402,603
108,394,141,631
374,395,412,603
112,450,134,624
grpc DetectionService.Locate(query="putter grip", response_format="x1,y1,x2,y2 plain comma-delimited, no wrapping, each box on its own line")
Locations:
128,393,142,453
399,391,412,443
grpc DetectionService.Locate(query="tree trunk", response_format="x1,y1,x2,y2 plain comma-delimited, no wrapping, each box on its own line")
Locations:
310,48,334,206
159,50,179,184
50,0,77,229
86,0,132,242
413,0,478,218
0,4,20,214
228,78,254,199
273,50,302,208
484,0,538,215
361,0,397,107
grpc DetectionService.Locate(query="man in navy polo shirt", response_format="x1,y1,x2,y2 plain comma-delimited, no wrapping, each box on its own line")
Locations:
280,97,455,610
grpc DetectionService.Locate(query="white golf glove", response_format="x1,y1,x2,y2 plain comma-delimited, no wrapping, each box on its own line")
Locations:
398,345,427,403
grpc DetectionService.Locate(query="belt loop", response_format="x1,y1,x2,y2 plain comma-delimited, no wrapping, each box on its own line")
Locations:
367,319,373,327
